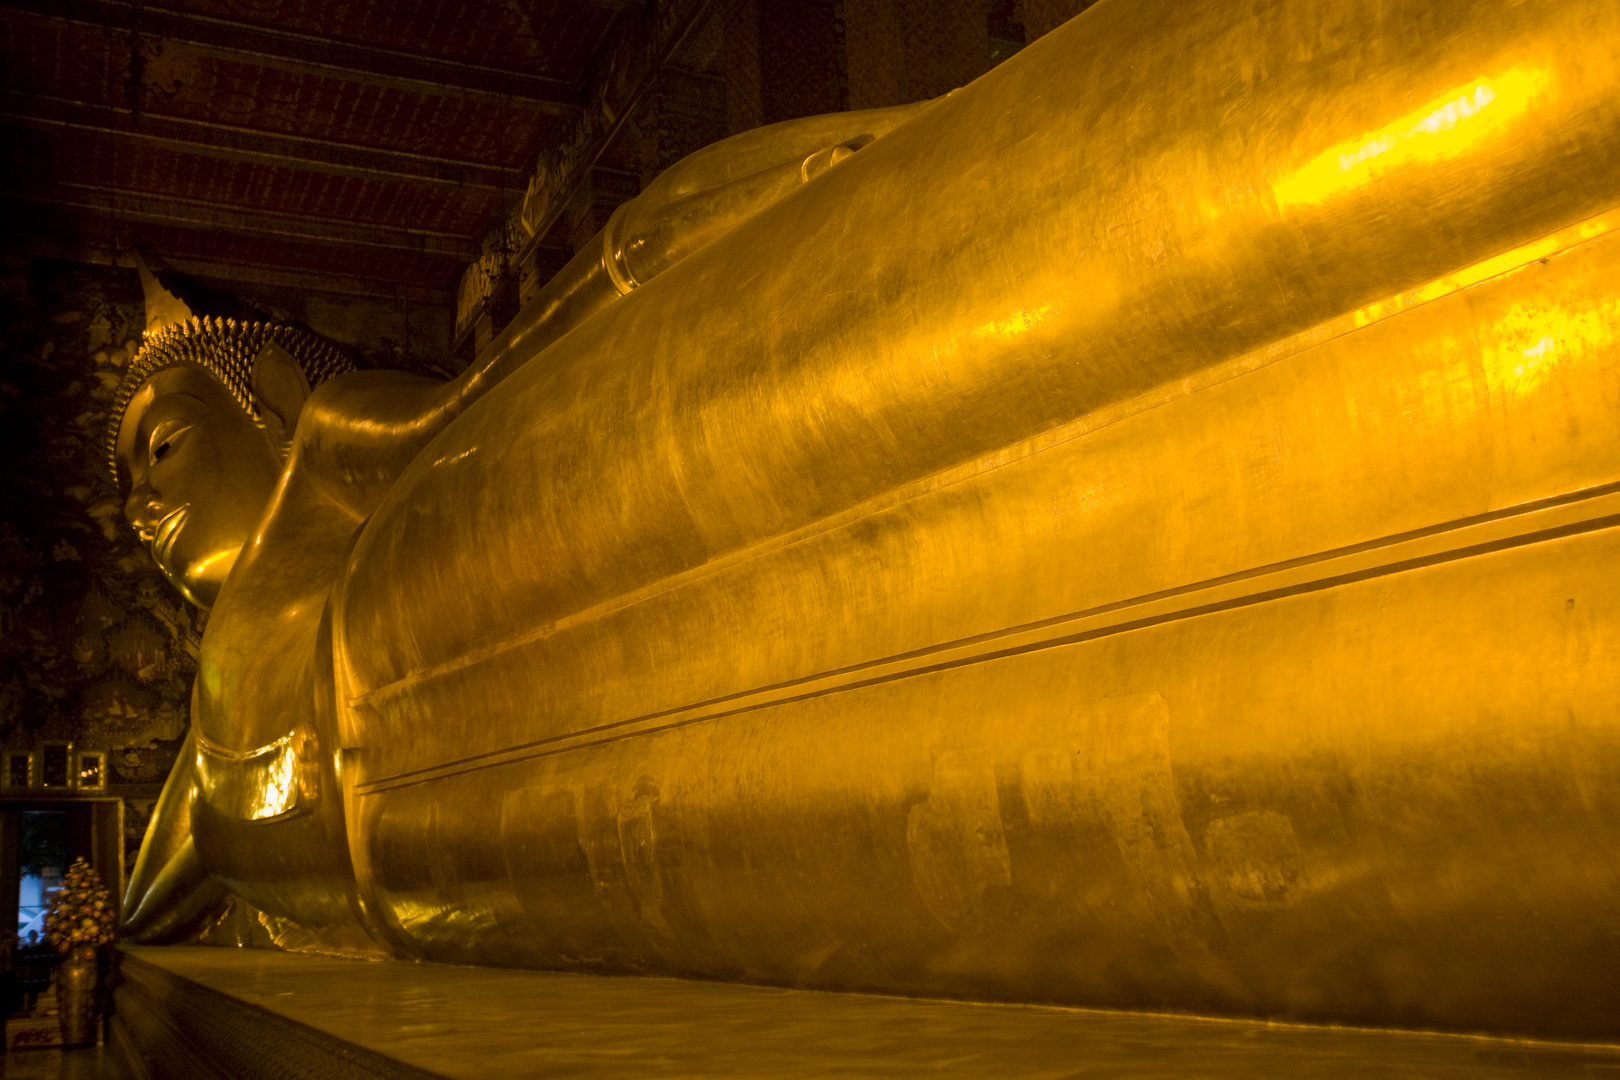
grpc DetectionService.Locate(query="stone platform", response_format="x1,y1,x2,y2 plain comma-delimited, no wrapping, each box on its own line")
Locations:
110,947,1620,1079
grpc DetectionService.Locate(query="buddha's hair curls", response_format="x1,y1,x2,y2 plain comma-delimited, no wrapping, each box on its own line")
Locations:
106,316,354,481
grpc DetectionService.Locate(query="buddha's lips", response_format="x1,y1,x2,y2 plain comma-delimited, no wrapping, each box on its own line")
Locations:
152,503,190,565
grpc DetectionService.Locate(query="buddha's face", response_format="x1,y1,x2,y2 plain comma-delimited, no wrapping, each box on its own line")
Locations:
117,365,283,609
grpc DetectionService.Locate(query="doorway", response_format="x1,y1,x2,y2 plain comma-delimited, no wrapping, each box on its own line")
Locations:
18,810,68,942
0,800,124,944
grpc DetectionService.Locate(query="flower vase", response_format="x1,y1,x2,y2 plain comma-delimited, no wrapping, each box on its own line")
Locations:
55,945,97,1047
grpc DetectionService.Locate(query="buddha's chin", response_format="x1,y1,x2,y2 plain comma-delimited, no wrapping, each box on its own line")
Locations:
166,547,243,610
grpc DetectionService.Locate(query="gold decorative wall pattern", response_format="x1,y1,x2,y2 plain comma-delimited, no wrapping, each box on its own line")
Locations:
0,259,197,874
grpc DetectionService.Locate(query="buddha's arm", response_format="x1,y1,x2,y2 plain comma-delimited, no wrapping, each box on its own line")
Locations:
293,102,929,520
120,727,230,942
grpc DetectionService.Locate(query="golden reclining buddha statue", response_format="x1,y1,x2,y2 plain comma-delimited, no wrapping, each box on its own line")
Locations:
115,0,1620,1039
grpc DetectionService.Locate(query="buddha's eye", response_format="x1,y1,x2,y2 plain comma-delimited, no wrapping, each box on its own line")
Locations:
148,421,193,467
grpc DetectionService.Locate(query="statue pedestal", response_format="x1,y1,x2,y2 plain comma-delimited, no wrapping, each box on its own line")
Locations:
110,946,1620,1078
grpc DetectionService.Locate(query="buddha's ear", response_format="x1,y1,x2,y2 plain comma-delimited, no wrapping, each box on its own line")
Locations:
251,341,312,463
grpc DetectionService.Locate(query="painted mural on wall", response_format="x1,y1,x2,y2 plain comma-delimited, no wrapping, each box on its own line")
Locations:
0,257,193,871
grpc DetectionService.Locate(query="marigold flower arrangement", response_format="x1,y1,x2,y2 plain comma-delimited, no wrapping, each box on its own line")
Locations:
44,857,116,953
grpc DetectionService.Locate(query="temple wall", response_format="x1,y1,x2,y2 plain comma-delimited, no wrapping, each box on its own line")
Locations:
0,258,189,890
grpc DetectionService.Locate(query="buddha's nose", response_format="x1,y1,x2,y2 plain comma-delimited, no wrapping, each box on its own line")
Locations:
125,485,163,543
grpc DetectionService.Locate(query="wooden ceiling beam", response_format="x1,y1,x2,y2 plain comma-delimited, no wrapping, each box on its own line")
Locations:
0,92,530,189
0,0,582,111
6,182,480,258
1,234,453,307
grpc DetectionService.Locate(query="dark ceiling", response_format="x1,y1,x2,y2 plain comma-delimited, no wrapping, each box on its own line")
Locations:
0,0,630,307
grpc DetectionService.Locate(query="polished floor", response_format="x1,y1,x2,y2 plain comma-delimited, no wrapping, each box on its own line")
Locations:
1,990,128,1079
0,1046,128,1080
123,946,1620,1078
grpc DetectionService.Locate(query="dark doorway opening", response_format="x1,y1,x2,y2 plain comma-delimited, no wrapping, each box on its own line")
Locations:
0,801,123,946
0,800,123,1023
18,810,70,943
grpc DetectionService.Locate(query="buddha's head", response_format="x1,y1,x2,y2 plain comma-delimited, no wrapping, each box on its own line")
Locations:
107,292,353,609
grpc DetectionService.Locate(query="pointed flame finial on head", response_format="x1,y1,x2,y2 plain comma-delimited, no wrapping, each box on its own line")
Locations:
133,252,195,335
107,257,356,483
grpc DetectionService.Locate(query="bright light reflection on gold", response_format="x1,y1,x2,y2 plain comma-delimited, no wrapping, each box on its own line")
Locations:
252,743,298,821
195,732,301,822
1483,297,1620,397
1274,68,1550,208
971,302,1057,344
189,549,239,581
